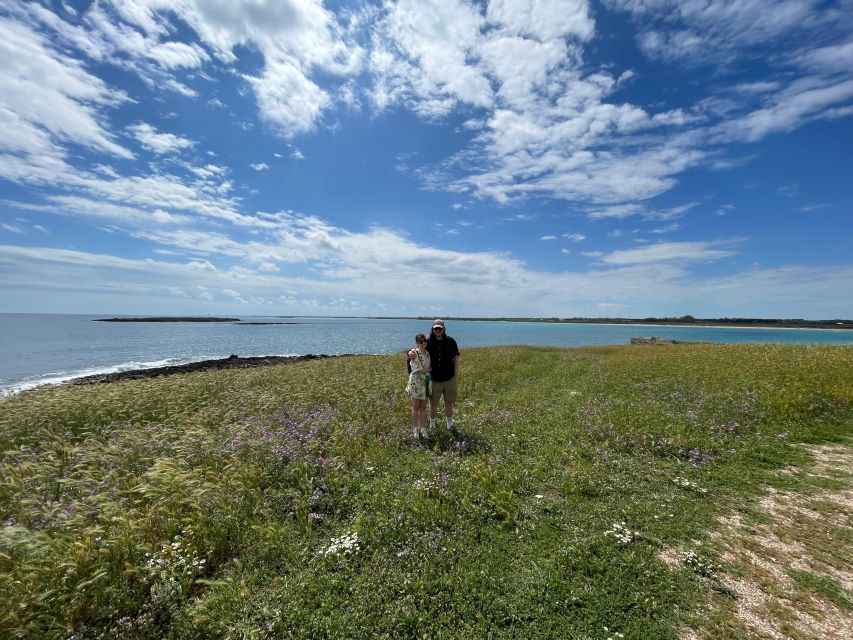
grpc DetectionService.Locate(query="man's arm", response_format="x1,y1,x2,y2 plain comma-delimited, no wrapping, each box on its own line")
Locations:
454,340,460,377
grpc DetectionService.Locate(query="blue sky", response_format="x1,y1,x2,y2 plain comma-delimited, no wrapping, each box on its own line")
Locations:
0,0,851,318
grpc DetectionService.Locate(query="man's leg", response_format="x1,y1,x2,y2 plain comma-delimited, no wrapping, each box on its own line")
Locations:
445,377,458,431
429,386,438,429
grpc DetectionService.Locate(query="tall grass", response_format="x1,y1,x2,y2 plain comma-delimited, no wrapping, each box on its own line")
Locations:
0,345,850,639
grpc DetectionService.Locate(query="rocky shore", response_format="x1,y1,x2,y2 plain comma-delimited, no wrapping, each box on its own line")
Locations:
69,353,348,386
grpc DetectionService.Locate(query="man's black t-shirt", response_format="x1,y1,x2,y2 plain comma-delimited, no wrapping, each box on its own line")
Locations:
426,335,459,382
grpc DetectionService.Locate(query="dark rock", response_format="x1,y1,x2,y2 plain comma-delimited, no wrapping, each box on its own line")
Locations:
630,337,677,345
69,354,353,386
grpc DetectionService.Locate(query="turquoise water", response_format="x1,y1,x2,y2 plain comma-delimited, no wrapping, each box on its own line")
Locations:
1,313,851,396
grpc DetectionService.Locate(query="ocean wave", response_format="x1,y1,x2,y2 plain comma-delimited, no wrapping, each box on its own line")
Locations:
0,353,313,398
0,357,190,398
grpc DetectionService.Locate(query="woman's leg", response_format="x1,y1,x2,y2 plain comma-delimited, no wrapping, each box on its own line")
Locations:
411,399,419,437
417,399,428,438
418,399,427,429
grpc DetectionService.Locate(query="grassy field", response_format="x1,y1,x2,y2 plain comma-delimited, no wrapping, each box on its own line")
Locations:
0,344,851,639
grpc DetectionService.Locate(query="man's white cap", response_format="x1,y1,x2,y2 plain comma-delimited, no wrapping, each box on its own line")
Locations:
433,318,445,328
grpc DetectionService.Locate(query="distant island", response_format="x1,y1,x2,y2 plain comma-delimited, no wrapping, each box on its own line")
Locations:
374,315,852,330
95,317,239,322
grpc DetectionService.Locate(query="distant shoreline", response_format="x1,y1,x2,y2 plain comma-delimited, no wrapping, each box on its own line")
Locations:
371,317,853,330
95,317,240,322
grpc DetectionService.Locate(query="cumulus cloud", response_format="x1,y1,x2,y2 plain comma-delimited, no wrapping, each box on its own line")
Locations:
9,0,364,137
128,123,195,154
369,0,493,117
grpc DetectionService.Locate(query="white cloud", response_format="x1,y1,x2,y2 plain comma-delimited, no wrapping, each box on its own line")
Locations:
128,123,195,154
248,58,331,137
587,203,644,220
601,241,736,265
0,14,132,165
371,0,493,116
587,201,698,221
777,183,800,198
222,288,246,303
650,223,680,234
250,162,270,171
608,0,827,66
540,235,557,240
146,40,210,69
190,164,228,179
716,78,853,143
797,40,853,73
12,0,364,137
2,237,850,317
486,0,594,42
562,233,586,241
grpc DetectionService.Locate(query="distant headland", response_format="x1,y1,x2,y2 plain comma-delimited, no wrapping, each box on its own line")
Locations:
95,317,239,322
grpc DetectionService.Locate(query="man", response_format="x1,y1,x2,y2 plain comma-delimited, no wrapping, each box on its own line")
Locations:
425,319,460,433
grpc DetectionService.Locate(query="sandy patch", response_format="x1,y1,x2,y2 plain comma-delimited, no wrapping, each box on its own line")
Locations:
714,443,853,639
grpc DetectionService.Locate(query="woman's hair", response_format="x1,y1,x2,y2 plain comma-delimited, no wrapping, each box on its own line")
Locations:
415,333,427,343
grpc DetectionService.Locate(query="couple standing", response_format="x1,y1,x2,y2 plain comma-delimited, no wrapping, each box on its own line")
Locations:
405,319,460,441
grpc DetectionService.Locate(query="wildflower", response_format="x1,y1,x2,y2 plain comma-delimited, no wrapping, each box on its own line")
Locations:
321,531,360,557
682,550,716,577
673,476,707,494
604,522,638,545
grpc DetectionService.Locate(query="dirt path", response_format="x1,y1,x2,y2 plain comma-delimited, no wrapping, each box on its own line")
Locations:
689,442,853,639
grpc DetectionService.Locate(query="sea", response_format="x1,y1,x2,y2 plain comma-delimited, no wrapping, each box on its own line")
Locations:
1,313,852,397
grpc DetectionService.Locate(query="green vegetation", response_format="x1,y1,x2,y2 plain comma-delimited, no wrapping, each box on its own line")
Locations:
786,569,853,612
1,344,851,639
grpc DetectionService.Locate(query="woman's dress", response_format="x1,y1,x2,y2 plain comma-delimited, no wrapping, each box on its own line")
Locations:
405,350,431,400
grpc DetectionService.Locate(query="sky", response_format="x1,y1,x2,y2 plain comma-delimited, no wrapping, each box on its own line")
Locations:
0,0,851,319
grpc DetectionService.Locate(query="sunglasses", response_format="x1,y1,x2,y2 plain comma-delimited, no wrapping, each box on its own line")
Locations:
417,339,426,344
433,327,444,331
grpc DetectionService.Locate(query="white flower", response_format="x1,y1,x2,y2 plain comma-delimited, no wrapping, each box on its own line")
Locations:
321,531,360,557
673,476,707,494
604,522,638,545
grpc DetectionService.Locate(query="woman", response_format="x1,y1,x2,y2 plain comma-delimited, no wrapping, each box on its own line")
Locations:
405,333,431,440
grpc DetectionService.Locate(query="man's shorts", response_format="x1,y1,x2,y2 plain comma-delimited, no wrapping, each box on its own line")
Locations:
430,376,457,403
